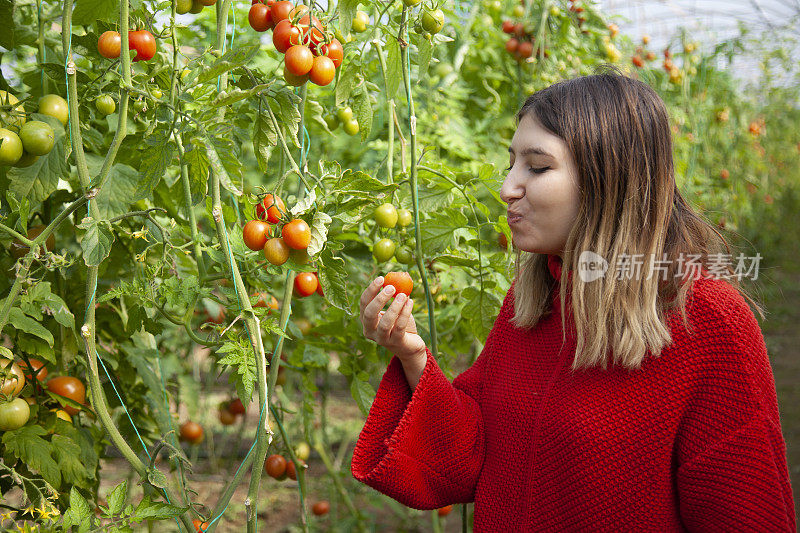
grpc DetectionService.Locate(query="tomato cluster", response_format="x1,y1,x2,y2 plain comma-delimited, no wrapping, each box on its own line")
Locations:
370,203,414,264
97,29,157,62
500,19,546,61
248,1,343,87
218,398,247,425
0,91,60,167
0,355,85,431
323,105,360,137
264,453,303,480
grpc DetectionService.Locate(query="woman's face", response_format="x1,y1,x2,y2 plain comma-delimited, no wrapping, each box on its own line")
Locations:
501,114,581,257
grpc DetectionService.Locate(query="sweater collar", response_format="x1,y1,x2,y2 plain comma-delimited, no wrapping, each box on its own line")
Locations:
547,254,565,280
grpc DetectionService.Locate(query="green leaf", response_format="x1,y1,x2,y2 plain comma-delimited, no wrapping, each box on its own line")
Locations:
2,425,61,488
0,0,14,49
349,375,375,416
253,109,277,171
133,129,175,201
205,133,242,196
78,217,115,266
353,87,372,141
318,248,349,312
461,287,502,339
147,467,168,489
7,114,68,203
195,44,260,85
417,36,434,79
182,141,209,204
73,0,116,24
272,89,301,148
212,84,268,108
385,38,402,99
337,0,359,36
335,60,359,106
93,163,140,220
307,210,331,257
105,481,127,515
134,495,187,520
51,434,88,486
217,340,257,400
63,487,93,529
420,210,467,254
9,308,54,346
19,281,75,331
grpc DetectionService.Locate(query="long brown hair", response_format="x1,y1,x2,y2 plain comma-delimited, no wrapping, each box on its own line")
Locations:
511,66,764,371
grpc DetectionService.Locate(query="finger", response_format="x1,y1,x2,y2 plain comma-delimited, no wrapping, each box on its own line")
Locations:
359,277,385,315
390,298,413,340
375,293,407,343
363,283,396,332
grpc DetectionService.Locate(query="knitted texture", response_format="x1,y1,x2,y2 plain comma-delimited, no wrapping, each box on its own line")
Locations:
351,254,796,532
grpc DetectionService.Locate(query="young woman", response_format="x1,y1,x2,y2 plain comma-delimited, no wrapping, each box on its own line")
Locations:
351,71,796,531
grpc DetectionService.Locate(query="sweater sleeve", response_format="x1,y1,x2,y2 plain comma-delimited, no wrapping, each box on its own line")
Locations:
351,288,513,509
676,280,796,532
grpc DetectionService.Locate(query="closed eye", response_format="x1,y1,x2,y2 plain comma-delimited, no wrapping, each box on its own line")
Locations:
531,167,550,174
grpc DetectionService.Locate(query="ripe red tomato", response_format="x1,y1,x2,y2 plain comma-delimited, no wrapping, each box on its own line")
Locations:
297,15,324,46
271,19,300,54
270,0,294,25
309,55,335,86
249,3,273,31
243,219,271,251
516,41,533,59
129,30,157,62
282,219,311,250
264,237,291,265
285,45,314,76
218,407,236,425
98,31,121,58
265,454,288,479
294,272,318,297
383,272,413,297
501,20,514,33
505,38,519,54
720,169,730,180
19,358,48,382
256,193,286,223
253,292,279,311
1,358,25,396
325,39,344,68
193,519,209,532
438,505,453,517
632,55,644,68
315,274,324,296
46,376,86,415
513,23,525,37
228,398,246,415
312,500,330,516
179,421,204,444
286,460,298,480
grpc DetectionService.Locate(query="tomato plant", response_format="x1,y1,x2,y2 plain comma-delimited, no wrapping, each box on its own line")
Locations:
249,4,273,32
218,406,236,425
256,193,287,223
228,398,246,415
285,45,314,76
264,237,291,265
309,56,336,86
352,10,369,33
1,358,25,396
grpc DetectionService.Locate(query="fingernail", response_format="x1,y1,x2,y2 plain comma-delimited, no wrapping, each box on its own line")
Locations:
376,277,384,285
384,286,395,295
396,293,406,303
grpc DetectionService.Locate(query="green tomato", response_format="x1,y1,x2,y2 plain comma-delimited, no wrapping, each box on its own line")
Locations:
38,94,69,126
0,128,23,165
151,88,163,99
189,0,204,13
352,11,369,32
133,100,146,113
95,95,116,116
176,0,193,14
397,208,413,227
549,5,561,16
343,119,359,136
422,9,445,34
14,151,39,168
0,90,26,129
336,106,353,122
394,246,413,264
373,238,396,263
19,121,55,156
0,398,30,431
324,114,339,130
403,0,421,7
512,5,525,17
374,203,398,228
485,0,501,13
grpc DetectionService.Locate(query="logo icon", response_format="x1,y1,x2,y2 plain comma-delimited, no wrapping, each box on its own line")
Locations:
577,251,608,282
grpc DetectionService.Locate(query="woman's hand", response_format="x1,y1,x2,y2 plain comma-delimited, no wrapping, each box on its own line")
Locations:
360,277,427,387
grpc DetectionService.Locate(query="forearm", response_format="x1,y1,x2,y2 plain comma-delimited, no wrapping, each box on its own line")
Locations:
398,349,427,390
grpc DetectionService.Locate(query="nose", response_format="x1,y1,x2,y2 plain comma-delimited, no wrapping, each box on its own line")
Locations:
500,167,524,205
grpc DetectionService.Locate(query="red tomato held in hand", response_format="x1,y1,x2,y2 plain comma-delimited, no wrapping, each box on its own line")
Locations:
255,193,287,223
383,272,413,297
285,45,314,76
243,220,271,251
249,3,273,31
282,219,311,249
129,30,157,62
98,31,121,58
46,376,86,415
309,55,335,86
273,20,302,53
294,272,318,297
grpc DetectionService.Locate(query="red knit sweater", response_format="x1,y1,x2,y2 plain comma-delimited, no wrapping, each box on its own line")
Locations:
352,254,796,531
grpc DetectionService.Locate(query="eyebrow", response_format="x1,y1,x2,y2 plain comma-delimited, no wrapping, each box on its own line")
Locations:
508,146,554,158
